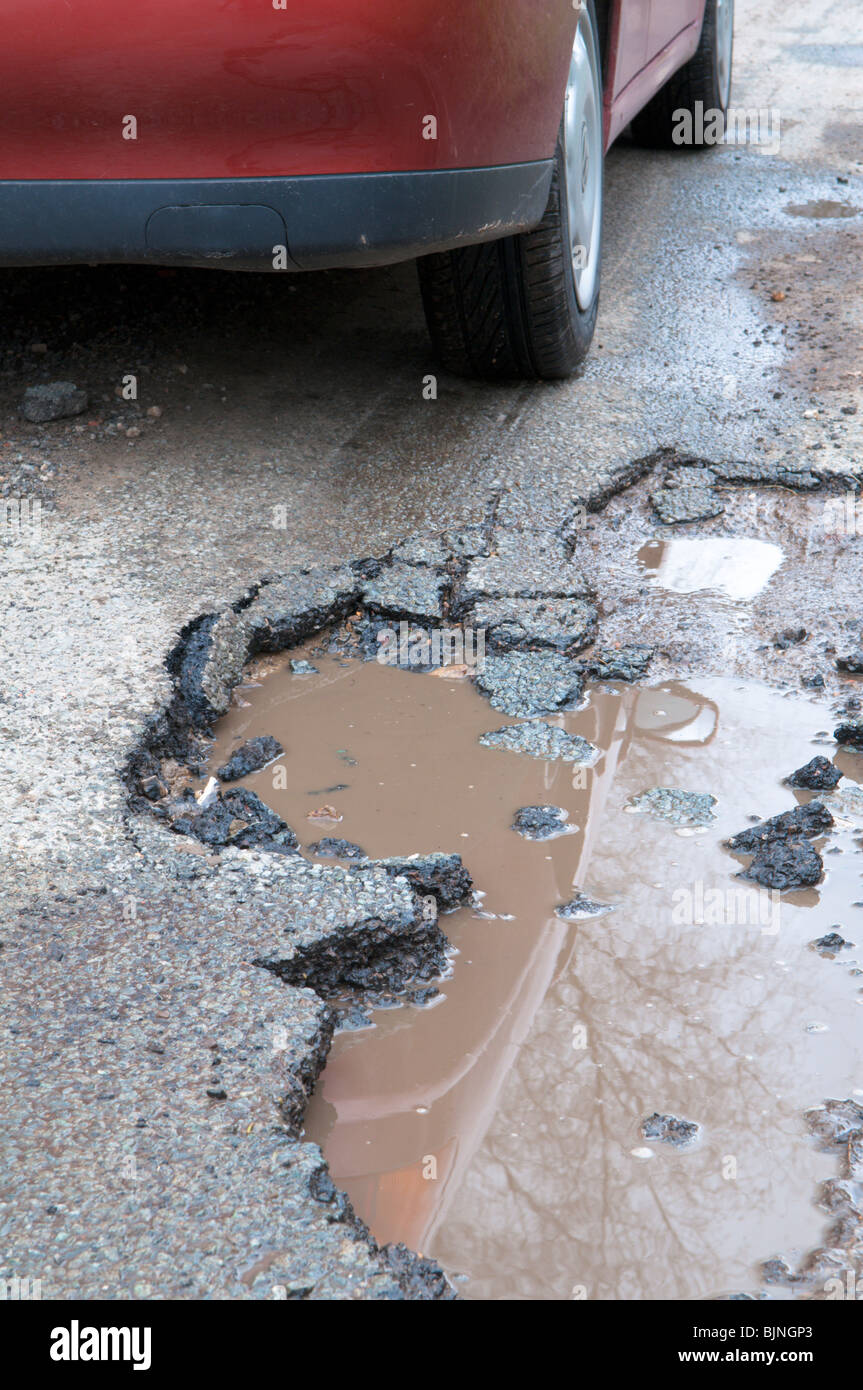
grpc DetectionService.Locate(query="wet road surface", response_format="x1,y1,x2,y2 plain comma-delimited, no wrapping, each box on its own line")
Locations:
1,0,862,1300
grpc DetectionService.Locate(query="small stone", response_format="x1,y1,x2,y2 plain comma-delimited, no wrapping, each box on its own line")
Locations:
20,382,88,423
786,756,842,791
140,774,168,802
336,1005,374,1032
741,838,823,891
626,787,716,828
289,659,318,675
216,735,284,781
726,801,833,851
641,1113,701,1149
308,837,368,861
479,720,598,764
555,893,614,920
511,806,574,841
805,1099,863,1148
810,931,853,958
172,786,297,852
837,652,863,674
307,805,342,824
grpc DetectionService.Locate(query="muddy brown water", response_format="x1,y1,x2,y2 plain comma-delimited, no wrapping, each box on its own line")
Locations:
205,648,863,1300
784,199,860,219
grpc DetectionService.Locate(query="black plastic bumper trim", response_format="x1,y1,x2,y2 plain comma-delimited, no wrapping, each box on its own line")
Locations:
0,162,554,271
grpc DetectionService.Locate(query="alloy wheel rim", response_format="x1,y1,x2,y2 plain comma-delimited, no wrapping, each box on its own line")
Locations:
716,0,734,110
563,7,603,312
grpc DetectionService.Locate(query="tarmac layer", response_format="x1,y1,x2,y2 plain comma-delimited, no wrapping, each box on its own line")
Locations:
2,0,861,1299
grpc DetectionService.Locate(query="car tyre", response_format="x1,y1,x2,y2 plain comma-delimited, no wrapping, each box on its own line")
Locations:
416,0,603,381
630,0,734,149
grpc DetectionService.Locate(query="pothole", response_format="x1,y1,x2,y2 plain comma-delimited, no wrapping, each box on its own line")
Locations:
197,642,863,1302
122,478,863,1301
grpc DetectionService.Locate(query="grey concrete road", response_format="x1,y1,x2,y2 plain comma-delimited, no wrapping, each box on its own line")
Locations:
1,0,860,1299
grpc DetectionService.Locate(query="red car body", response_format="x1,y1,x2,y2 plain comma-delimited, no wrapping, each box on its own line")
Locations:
0,1,706,267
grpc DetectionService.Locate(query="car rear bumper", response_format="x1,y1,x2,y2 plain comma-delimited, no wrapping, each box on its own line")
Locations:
0,163,554,271
3,3,573,181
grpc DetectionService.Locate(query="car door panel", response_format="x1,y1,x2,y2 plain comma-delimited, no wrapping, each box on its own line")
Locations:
649,0,706,58
610,0,652,96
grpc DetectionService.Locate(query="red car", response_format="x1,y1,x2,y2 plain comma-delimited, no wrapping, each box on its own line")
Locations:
0,0,733,379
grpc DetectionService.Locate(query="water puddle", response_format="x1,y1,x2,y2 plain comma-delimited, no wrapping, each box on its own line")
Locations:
784,200,860,219
205,649,863,1300
638,537,784,600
